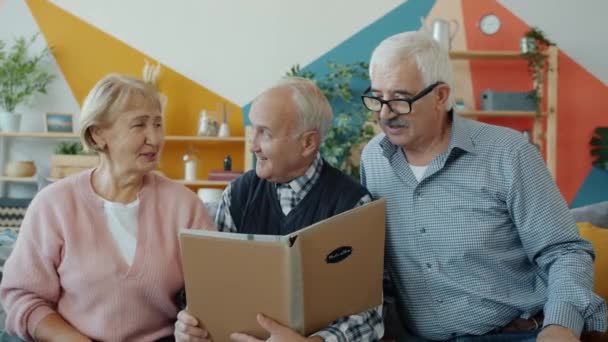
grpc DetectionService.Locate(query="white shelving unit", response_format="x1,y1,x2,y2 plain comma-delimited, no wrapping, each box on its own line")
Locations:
0,132,249,195
448,48,558,177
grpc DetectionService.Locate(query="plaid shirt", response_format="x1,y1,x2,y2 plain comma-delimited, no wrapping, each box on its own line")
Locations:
215,153,383,341
361,114,607,340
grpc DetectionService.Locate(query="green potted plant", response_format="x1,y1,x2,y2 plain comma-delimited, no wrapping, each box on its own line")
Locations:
520,27,554,117
590,127,608,171
0,34,55,132
51,141,98,179
286,61,376,179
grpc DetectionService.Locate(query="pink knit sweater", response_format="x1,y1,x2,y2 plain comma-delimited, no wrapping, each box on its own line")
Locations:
0,170,214,341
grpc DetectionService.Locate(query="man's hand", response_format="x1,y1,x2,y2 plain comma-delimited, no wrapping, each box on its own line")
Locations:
537,325,579,342
230,314,323,342
174,310,212,342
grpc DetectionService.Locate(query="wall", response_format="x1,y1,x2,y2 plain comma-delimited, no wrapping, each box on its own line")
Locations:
496,0,608,207
47,0,405,107
27,0,246,183
457,0,608,204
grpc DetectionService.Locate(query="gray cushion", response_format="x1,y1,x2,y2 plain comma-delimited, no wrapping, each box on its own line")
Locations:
571,201,608,228
204,201,219,222
0,198,32,228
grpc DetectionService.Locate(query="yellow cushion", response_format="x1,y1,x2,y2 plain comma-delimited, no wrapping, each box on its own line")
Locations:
577,222,608,302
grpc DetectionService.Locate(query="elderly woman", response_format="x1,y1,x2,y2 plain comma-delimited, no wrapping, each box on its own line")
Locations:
0,74,214,341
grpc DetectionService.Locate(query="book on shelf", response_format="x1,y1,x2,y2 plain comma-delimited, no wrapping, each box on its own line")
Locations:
207,170,243,181
180,199,386,342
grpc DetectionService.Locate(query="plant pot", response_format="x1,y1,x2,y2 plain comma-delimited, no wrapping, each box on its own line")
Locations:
50,154,99,179
0,111,22,132
5,161,36,177
520,37,537,54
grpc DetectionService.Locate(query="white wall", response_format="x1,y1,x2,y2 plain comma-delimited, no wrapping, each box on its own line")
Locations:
499,0,608,86
48,0,405,105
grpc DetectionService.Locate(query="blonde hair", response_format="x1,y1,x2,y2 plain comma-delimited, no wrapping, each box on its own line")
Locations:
370,31,455,111
79,74,161,151
273,76,333,141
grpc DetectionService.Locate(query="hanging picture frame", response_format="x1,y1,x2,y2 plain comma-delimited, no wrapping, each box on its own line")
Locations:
44,112,74,133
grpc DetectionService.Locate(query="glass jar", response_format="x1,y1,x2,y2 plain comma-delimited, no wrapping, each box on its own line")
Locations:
183,151,198,181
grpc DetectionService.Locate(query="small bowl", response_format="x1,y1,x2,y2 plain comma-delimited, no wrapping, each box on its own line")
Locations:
197,188,223,203
5,161,36,177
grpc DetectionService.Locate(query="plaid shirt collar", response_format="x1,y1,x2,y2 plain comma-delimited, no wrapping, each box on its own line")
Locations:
277,153,323,195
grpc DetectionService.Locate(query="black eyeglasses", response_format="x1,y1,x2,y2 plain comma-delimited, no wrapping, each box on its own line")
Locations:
361,82,442,115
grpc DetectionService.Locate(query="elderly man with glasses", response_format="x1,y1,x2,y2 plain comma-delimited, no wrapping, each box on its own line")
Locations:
359,31,607,342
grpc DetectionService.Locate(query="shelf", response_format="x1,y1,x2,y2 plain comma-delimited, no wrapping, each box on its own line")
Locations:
0,132,78,139
0,132,244,142
459,110,540,118
176,179,230,187
47,177,229,186
165,136,245,142
0,176,37,183
46,177,230,187
449,50,547,60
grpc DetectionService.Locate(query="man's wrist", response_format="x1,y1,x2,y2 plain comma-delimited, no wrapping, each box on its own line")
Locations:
543,302,585,337
542,324,576,335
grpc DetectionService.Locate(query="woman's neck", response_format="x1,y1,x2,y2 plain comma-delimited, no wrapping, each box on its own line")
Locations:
91,160,144,204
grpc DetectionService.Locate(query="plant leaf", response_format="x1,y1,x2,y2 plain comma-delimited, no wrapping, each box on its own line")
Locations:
590,126,608,171
0,33,55,112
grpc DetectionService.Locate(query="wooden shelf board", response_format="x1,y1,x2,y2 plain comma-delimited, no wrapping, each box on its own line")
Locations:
459,110,539,118
177,180,230,186
0,176,37,183
165,136,244,142
0,132,244,142
46,177,230,187
0,132,78,139
449,50,547,60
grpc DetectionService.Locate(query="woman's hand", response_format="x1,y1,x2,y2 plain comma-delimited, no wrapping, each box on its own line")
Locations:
175,310,212,342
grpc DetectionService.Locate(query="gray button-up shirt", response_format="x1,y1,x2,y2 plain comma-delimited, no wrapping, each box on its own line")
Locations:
361,113,607,340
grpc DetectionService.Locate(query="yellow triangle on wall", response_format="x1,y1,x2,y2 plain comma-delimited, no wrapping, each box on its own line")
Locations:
26,0,244,182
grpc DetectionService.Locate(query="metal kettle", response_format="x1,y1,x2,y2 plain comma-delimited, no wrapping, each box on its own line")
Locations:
420,17,459,51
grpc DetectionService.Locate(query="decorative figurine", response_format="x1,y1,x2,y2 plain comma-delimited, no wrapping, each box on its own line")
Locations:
223,155,232,171
218,103,231,137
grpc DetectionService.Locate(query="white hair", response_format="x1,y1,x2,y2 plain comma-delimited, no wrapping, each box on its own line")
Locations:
370,31,455,111
79,74,161,151
273,76,333,141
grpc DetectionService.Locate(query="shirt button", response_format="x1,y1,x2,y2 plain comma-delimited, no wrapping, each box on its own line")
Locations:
420,228,426,233
436,299,443,304
426,263,432,269
415,190,422,197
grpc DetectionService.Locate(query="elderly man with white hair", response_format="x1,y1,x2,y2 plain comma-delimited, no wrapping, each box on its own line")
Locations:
360,31,607,341
175,76,384,342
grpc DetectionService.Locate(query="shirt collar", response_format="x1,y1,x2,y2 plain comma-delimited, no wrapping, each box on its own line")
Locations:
448,112,475,155
277,153,323,193
379,110,476,159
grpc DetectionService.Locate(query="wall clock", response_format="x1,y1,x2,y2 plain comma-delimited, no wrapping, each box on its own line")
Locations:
479,14,501,35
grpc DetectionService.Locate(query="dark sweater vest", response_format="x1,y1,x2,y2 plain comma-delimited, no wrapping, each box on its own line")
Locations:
230,161,370,235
